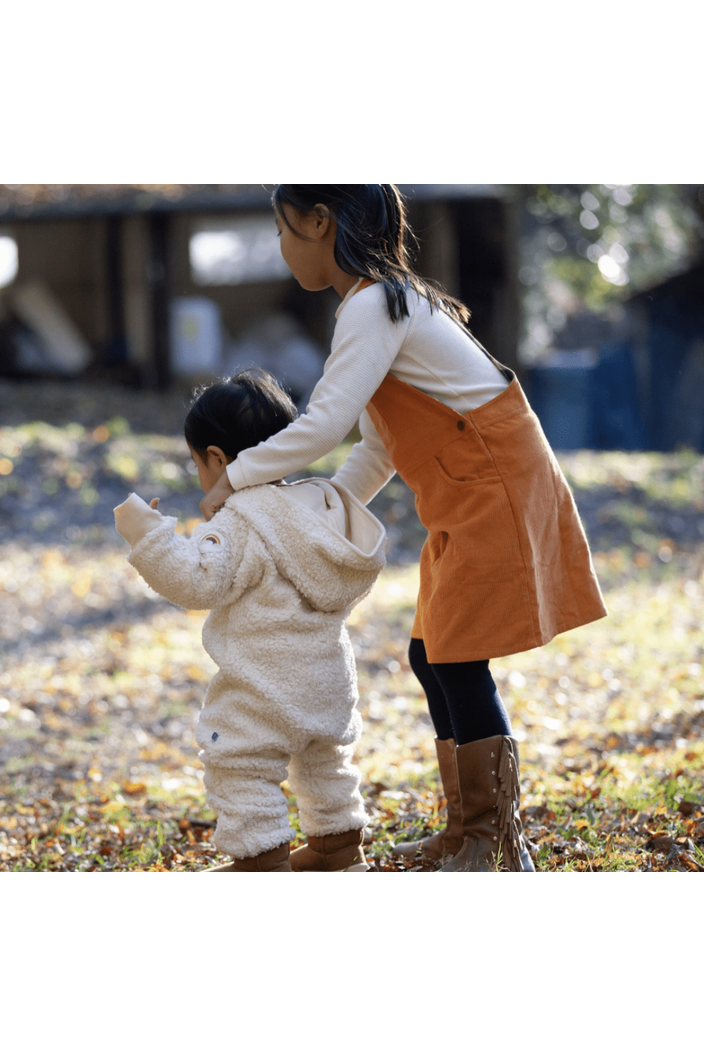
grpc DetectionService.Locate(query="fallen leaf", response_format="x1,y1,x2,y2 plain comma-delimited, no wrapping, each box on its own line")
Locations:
645,834,674,854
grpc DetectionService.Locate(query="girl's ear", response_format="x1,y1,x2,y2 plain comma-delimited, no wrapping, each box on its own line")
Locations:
205,445,232,467
306,204,332,241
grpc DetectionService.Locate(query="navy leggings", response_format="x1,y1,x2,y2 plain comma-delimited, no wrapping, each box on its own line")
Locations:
408,638,512,746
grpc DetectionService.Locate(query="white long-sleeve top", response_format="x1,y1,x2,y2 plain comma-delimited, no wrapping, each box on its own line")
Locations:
225,281,509,505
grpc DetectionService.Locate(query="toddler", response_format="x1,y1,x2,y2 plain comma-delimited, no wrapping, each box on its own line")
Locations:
114,370,386,871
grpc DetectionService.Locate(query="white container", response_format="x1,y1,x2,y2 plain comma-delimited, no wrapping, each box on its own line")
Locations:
12,279,92,373
169,297,222,375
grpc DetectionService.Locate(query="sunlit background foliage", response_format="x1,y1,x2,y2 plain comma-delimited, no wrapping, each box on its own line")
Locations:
517,184,704,361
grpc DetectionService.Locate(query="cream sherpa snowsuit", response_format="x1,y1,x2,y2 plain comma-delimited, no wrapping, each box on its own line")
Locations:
114,479,386,860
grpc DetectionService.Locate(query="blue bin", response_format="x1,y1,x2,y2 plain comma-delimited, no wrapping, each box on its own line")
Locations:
526,361,596,450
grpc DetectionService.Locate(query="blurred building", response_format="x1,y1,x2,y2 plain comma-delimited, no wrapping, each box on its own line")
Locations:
526,260,704,453
626,261,704,451
0,184,521,396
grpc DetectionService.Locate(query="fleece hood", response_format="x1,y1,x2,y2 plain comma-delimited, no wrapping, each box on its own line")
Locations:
219,477,386,613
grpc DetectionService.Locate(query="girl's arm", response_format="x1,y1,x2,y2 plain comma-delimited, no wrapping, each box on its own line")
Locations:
115,494,251,611
229,290,407,488
198,289,409,520
330,409,396,505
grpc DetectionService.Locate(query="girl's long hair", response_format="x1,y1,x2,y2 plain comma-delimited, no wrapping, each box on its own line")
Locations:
184,369,297,459
273,184,471,326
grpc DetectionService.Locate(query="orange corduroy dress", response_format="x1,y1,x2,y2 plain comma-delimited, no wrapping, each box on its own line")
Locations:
366,357,607,664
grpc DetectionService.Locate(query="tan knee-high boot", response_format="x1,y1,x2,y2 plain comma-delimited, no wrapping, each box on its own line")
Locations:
440,735,535,872
288,828,368,872
395,738,464,861
204,842,292,872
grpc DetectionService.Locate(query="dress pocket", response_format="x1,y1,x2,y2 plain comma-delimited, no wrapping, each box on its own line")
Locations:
434,437,500,487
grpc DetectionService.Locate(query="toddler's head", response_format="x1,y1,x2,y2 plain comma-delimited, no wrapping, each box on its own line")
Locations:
184,369,297,493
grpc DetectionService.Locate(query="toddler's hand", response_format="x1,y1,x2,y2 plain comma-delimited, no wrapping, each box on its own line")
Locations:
114,493,163,547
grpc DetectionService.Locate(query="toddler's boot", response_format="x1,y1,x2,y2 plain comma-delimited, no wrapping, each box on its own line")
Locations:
289,828,368,872
394,737,463,861
205,842,292,872
440,735,535,872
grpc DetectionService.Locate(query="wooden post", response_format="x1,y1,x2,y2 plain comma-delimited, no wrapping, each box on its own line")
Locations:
104,214,128,364
148,211,171,391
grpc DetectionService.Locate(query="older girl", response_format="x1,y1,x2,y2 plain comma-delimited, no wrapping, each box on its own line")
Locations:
200,186,607,872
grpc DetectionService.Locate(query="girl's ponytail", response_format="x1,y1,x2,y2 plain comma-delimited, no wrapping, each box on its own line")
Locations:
273,184,471,327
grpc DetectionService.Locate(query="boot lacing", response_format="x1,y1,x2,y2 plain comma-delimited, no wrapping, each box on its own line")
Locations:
496,737,521,871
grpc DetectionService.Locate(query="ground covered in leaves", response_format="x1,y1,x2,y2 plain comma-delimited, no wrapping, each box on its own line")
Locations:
1,379,703,871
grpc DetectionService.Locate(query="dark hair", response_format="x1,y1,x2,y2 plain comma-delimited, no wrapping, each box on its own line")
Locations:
184,369,297,459
272,184,471,326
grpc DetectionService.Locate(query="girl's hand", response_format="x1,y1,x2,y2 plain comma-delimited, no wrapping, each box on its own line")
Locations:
200,469,235,521
149,498,160,509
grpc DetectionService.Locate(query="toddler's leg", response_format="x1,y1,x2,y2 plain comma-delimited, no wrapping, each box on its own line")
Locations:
287,740,368,838
203,751,294,861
